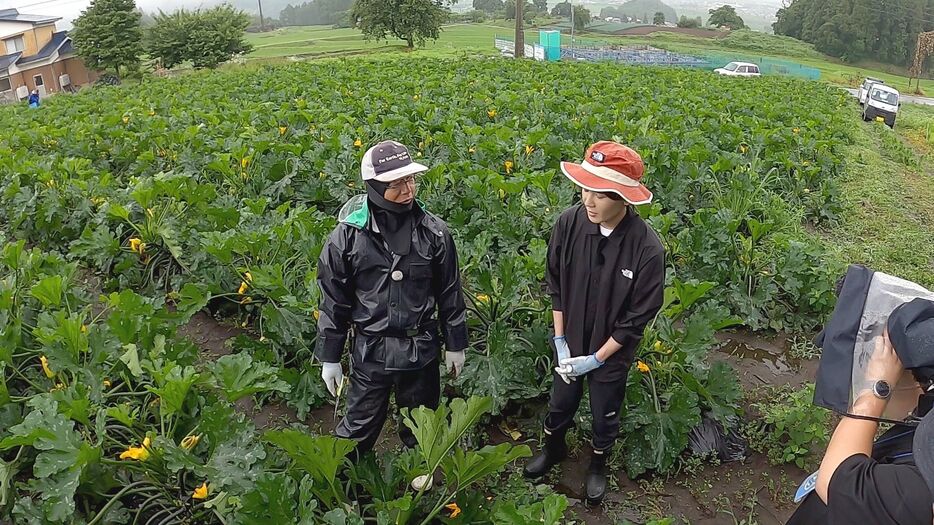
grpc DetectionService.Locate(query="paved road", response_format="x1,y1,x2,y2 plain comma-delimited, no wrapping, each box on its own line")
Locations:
845,87,934,106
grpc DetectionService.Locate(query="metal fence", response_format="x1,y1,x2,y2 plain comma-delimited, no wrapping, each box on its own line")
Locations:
561,44,708,67
681,51,822,80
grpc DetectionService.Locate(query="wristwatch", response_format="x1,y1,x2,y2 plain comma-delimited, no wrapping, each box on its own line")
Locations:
871,380,892,400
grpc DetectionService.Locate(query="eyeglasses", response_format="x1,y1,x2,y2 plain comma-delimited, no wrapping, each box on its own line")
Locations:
387,176,417,191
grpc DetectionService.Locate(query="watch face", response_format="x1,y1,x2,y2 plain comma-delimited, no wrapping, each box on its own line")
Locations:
875,380,892,399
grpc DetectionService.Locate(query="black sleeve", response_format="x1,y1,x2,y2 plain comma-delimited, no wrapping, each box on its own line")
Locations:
827,454,933,525
314,227,354,363
546,214,564,312
610,248,665,357
433,227,468,352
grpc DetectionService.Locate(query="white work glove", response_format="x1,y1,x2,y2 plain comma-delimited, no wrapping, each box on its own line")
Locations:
321,361,344,397
557,354,605,378
445,350,465,377
553,336,574,384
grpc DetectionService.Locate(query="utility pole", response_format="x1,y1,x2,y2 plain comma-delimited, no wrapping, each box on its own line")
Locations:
515,0,524,57
569,3,574,58
257,0,266,31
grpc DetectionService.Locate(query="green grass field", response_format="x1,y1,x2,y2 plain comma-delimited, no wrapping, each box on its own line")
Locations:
820,103,934,288
246,24,934,94
246,24,528,58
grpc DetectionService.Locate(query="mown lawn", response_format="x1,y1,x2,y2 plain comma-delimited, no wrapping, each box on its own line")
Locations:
820,103,934,288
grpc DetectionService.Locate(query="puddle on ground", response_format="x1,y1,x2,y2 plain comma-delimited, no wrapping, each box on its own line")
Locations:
717,340,801,375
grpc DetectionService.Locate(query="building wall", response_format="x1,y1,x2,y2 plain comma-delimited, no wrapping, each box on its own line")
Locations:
6,57,99,99
22,29,39,56
32,26,53,51
5,70,23,96
0,21,34,40
10,63,62,95
61,57,99,87
6,64,53,94
0,24,55,56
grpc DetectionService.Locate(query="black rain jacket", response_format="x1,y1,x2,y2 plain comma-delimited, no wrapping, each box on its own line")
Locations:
315,195,468,371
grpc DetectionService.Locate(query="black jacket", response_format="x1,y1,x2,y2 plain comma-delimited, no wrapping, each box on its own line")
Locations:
315,195,468,371
547,204,665,382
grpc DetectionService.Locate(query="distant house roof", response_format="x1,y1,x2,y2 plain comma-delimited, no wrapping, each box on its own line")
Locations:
0,8,61,24
17,31,69,65
0,52,21,71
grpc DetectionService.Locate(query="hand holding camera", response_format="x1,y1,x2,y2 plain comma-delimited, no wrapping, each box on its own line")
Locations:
853,329,905,418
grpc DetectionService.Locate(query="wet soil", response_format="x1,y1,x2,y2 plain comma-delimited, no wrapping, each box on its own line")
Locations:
182,314,819,524
178,311,241,358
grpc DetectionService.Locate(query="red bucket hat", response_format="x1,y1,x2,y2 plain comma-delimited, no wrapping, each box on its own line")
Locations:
559,141,653,205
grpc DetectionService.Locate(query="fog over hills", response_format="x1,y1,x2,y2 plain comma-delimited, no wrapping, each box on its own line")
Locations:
0,0,785,31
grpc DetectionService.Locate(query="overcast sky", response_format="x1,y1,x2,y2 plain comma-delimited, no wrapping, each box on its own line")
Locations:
0,0,219,28
1,0,785,29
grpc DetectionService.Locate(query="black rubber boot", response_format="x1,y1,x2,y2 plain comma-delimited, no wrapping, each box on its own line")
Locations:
522,428,568,479
585,450,608,504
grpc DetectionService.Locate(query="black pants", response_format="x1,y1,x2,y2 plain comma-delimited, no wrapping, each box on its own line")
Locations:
336,359,440,455
544,370,627,452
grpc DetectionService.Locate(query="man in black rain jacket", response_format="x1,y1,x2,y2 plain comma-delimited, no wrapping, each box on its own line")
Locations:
315,141,469,489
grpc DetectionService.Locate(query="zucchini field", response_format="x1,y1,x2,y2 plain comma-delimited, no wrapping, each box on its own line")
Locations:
0,57,852,523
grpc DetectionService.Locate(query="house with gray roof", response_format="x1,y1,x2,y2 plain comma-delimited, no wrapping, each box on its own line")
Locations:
0,8,99,103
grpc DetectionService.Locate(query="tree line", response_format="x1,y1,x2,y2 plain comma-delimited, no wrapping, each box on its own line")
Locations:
71,0,252,75
774,0,934,65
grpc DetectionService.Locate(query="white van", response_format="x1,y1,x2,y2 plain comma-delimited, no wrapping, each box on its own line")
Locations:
857,77,884,105
862,84,900,128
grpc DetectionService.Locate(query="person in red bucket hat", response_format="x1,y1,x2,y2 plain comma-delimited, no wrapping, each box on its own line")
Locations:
559,141,653,205
523,141,665,504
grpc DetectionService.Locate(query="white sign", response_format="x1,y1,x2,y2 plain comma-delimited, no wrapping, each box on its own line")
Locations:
533,44,545,61
494,39,544,60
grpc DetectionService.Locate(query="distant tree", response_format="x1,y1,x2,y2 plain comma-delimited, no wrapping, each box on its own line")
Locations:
247,14,281,31
350,0,452,48
453,9,486,21
676,15,700,28
653,11,665,24
138,9,156,26
573,4,590,30
472,0,504,14
71,0,142,76
782,0,930,65
280,0,354,26
707,4,744,29
772,2,804,39
147,5,252,69
146,10,187,68
504,0,533,20
531,0,547,13
550,1,570,16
